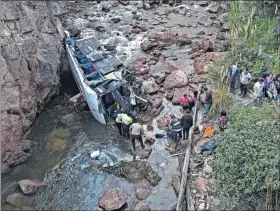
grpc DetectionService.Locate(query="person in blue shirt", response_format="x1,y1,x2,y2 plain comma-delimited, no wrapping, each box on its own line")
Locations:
227,64,240,93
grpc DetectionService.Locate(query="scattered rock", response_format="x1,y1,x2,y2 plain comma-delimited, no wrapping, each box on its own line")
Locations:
142,81,160,94
216,32,227,40
143,2,151,10
151,98,163,109
222,22,230,31
198,202,206,210
101,6,110,12
166,90,174,100
99,189,126,211
18,179,47,195
218,13,228,24
196,0,210,7
194,177,208,195
196,30,205,35
96,26,106,32
197,16,212,27
141,41,158,52
163,70,188,89
111,17,121,23
132,146,152,159
190,41,201,53
176,35,192,46
172,87,189,105
155,31,178,46
140,115,153,123
140,204,151,211
201,39,214,52
136,188,152,200
193,61,207,75
147,124,154,131
157,120,166,130
171,174,180,197
207,4,219,13
118,0,130,5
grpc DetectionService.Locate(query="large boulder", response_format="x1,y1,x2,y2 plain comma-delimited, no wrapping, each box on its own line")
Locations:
18,179,47,195
142,81,160,94
193,61,207,75
98,189,126,210
172,87,189,105
163,70,188,89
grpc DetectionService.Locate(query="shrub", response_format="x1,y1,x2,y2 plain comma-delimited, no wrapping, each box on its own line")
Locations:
213,105,280,209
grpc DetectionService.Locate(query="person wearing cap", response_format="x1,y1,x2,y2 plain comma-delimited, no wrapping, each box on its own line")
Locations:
253,78,265,106
180,109,193,140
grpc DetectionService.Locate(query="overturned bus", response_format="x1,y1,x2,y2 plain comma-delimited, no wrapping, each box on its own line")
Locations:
64,31,147,124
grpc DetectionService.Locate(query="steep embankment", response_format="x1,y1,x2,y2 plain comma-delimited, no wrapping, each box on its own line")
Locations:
1,2,68,174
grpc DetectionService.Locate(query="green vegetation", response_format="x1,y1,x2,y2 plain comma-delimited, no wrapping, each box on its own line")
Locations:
207,1,280,209
213,105,280,209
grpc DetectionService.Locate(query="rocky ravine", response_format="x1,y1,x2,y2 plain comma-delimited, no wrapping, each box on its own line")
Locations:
1,1,68,174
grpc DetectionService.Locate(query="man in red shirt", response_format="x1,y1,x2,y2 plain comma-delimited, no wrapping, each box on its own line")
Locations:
180,94,189,110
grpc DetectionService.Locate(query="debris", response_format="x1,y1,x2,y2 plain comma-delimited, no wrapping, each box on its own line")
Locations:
98,189,126,210
194,177,208,195
18,180,47,195
90,150,100,159
202,126,215,138
201,140,216,151
81,161,90,170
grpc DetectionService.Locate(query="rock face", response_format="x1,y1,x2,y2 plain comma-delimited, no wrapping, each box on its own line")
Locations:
98,189,126,210
1,1,66,173
18,179,47,195
163,70,188,89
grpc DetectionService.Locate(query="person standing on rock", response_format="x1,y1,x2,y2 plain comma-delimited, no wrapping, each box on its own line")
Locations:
227,64,240,93
239,69,252,97
116,113,133,137
170,114,182,148
180,94,189,110
204,87,213,114
180,109,193,140
129,119,145,151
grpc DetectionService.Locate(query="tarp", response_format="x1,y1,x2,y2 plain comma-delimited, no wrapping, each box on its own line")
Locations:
202,126,215,138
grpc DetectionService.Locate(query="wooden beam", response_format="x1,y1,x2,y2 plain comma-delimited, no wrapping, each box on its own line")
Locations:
176,83,202,211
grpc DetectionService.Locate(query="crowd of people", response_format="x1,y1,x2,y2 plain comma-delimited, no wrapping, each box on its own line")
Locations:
223,64,280,106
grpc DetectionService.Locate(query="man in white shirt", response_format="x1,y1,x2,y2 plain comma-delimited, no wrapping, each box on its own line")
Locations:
240,69,252,97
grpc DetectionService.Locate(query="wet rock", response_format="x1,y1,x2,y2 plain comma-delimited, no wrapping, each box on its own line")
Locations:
197,16,212,27
194,177,208,195
163,70,188,89
166,90,174,100
111,17,121,23
171,174,180,197
202,39,214,52
172,87,189,105
6,193,28,207
142,81,160,94
207,4,219,13
218,13,228,24
118,0,130,6
136,188,152,200
140,204,151,211
176,35,192,46
96,26,106,32
141,41,158,52
101,6,110,12
196,0,210,7
18,179,47,195
99,189,126,210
